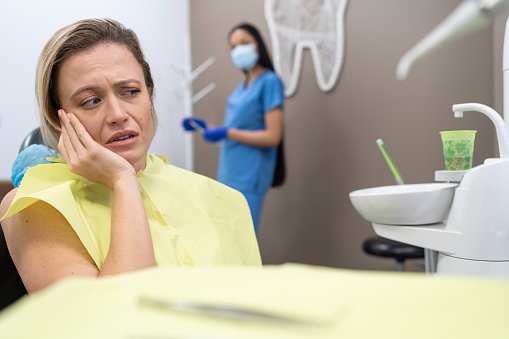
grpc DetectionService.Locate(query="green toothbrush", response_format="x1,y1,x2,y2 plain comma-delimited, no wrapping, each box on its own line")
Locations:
376,138,406,185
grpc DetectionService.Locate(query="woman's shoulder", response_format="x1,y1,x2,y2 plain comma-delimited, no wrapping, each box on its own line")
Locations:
147,155,244,198
18,162,79,192
0,188,18,220
0,163,82,224
169,163,239,193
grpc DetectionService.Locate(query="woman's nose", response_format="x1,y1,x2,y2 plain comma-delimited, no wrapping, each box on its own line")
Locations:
106,97,129,124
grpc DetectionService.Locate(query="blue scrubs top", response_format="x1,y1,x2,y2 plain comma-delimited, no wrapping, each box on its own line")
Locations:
217,70,284,194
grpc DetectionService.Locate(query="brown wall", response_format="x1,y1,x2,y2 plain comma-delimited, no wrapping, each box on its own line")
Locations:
0,181,13,203
190,0,496,271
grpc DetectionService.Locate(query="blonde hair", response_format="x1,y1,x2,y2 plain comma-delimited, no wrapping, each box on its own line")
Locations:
35,18,157,150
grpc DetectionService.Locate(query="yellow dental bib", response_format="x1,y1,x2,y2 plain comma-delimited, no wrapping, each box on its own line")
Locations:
1,154,261,269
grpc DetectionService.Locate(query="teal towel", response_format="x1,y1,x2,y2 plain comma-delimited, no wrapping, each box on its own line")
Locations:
12,144,59,187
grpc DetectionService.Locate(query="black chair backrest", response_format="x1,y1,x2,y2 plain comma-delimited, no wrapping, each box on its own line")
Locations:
19,127,45,153
0,223,27,311
0,128,42,310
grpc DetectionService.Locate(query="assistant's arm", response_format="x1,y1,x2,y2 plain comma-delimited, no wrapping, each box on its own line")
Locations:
226,106,283,147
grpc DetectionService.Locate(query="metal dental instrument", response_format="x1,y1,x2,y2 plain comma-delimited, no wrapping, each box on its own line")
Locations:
138,296,327,326
188,119,206,134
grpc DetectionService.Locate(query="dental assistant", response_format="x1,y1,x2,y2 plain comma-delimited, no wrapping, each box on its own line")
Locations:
183,23,285,233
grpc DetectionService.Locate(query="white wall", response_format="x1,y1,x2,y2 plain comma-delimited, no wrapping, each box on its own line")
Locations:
0,0,191,180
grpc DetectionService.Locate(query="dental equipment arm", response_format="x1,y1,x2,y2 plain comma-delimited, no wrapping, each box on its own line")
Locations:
503,18,509,131
453,102,509,157
396,0,509,81
479,0,509,11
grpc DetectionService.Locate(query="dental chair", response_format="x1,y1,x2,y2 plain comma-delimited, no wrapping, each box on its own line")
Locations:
0,223,27,311
19,126,44,153
0,127,44,311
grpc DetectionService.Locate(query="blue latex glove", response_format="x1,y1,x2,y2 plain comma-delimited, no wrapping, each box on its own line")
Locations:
182,117,207,132
12,144,59,187
203,126,229,143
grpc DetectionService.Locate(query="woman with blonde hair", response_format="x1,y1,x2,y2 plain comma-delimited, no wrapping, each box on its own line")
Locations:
0,18,261,297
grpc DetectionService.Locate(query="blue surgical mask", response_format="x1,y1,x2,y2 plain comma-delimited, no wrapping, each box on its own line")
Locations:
230,44,259,70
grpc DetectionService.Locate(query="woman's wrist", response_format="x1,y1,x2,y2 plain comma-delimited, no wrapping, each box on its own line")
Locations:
109,172,138,191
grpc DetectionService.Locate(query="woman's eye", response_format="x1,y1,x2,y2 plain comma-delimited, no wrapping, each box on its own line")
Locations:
81,98,101,107
125,89,140,96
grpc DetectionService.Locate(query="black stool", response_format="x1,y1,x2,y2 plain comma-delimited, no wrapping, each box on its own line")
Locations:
363,236,425,272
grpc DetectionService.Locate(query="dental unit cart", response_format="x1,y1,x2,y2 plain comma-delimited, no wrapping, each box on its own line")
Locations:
369,103,509,278
352,1,509,278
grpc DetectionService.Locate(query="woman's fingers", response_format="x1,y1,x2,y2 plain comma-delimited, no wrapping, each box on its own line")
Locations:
57,110,72,162
58,109,90,173
60,110,86,154
56,108,135,188
68,113,97,149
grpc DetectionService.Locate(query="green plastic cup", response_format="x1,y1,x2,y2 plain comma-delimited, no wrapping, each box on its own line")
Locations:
439,130,477,171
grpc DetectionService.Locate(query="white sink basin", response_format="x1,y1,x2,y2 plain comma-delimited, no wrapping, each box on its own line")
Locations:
349,183,458,225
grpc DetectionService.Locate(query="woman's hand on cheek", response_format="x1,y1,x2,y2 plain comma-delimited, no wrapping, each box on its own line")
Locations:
57,109,136,189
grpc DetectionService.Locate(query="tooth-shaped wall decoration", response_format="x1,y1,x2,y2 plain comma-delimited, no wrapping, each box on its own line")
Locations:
265,0,348,97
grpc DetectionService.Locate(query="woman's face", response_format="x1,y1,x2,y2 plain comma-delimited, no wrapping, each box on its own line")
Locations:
56,43,153,172
229,28,258,52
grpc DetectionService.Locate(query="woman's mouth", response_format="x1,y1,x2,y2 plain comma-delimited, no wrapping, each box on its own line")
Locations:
114,135,134,141
107,131,139,147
